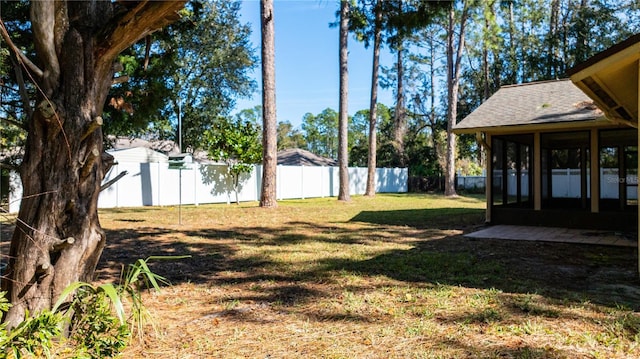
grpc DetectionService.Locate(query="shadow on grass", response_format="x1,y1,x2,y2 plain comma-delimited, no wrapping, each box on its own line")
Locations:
97,227,281,285
96,205,639,312
350,207,485,229
316,235,639,308
444,339,572,358
88,202,640,357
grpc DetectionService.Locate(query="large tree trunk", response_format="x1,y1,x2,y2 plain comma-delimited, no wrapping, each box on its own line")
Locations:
548,0,560,78
392,42,407,168
506,1,517,84
260,0,278,208
482,6,491,101
338,0,350,202
365,0,382,197
444,6,457,197
1,0,184,329
574,0,590,64
444,2,469,197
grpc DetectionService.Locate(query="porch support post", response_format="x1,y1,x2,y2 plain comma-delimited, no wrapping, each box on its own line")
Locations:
485,133,492,223
590,128,599,213
533,132,542,210
637,59,640,277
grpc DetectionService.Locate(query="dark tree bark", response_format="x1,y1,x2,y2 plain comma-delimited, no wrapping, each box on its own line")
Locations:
1,0,185,329
260,0,278,208
548,0,560,78
338,0,350,202
392,42,407,168
445,7,457,197
365,0,382,197
444,1,469,197
574,0,590,63
506,1,517,84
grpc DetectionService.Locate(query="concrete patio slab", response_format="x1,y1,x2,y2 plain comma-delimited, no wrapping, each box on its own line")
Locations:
465,225,637,247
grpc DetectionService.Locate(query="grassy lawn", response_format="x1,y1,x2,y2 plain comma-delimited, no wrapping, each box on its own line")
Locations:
61,194,640,357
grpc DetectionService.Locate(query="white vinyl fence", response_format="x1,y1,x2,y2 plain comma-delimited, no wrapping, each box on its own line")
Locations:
7,162,407,212
458,168,637,200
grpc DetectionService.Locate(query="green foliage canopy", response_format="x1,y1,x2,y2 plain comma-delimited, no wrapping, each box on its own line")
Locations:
102,0,257,149
204,116,262,179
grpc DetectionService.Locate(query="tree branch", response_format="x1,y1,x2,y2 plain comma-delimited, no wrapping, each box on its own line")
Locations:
80,116,103,141
454,2,470,79
0,116,27,131
30,0,60,96
80,147,100,178
102,152,115,174
53,1,69,57
100,170,128,192
144,35,152,70
0,162,20,172
9,53,35,120
100,1,186,62
51,237,75,252
112,75,129,85
0,19,43,80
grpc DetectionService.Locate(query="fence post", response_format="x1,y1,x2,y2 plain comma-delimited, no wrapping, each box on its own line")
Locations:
255,164,260,202
321,166,325,198
157,163,161,206
115,164,120,208
194,163,199,206
567,167,571,197
301,166,305,200
277,165,281,201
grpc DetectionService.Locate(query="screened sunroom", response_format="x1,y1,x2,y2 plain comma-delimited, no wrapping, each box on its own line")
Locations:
454,79,637,231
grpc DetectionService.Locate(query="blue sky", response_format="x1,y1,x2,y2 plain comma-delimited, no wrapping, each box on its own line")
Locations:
234,0,396,129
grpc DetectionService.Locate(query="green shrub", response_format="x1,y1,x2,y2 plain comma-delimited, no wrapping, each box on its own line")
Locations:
2,308,63,358
0,256,187,358
66,288,130,358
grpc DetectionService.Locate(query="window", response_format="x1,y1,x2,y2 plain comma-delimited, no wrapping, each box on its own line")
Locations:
492,138,504,206
492,135,532,208
599,129,638,211
625,146,638,206
541,131,590,209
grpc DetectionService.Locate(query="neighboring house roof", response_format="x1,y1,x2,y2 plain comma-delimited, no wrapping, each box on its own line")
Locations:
277,148,337,166
108,136,218,164
110,136,181,155
453,79,606,134
109,138,338,166
107,147,169,163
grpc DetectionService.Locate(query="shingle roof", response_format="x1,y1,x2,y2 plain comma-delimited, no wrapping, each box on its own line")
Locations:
277,148,337,166
453,79,604,133
107,147,169,163
110,136,180,155
108,136,218,164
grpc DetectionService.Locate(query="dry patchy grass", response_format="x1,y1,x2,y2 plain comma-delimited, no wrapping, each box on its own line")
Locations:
6,194,640,358
94,194,640,358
